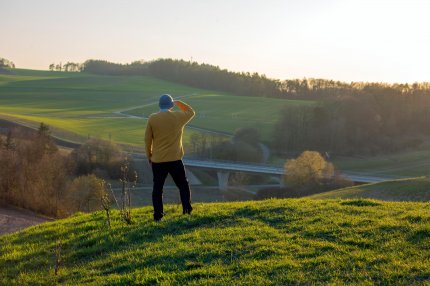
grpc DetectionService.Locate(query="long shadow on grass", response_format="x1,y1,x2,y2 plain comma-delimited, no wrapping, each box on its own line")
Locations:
66,212,240,266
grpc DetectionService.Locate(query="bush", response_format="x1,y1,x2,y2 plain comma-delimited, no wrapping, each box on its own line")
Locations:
284,151,334,188
63,175,107,214
70,139,136,180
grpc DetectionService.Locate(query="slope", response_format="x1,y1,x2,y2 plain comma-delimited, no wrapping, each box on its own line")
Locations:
0,69,312,145
309,176,430,201
1,199,430,285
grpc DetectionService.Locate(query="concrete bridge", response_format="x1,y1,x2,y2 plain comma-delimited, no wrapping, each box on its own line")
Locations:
183,159,395,190
132,154,395,190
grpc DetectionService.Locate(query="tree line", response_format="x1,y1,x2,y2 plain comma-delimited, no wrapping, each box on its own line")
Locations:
49,62,82,72
82,59,280,97
80,58,430,100
272,93,430,156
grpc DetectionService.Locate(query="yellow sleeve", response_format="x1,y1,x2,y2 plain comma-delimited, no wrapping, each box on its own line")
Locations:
144,120,153,159
175,100,195,124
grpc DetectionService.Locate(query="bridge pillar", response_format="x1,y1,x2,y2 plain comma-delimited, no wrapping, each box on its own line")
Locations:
280,175,285,186
217,171,230,191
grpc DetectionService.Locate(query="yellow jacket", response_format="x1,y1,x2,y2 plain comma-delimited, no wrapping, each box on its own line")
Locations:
145,101,195,163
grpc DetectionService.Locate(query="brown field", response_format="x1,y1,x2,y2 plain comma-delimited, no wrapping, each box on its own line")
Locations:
0,205,51,235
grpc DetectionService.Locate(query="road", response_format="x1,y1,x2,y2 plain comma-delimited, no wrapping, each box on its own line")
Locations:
113,93,233,137
0,205,51,236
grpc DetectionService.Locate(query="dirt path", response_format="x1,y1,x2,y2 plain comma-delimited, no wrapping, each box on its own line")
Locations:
0,205,51,236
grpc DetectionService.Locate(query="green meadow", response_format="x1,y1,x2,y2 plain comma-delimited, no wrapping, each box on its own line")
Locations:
1,198,430,285
309,176,430,201
126,94,314,137
0,69,310,145
332,143,430,178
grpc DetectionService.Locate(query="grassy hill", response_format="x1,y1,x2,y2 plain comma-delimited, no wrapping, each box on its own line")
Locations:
309,177,430,201
1,199,430,284
126,94,313,137
332,144,430,177
0,69,312,145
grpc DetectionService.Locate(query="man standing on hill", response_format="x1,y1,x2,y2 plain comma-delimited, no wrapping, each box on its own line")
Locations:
145,94,195,221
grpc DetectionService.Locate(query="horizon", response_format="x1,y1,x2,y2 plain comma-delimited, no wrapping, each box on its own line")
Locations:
2,0,430,83
13,59,430,85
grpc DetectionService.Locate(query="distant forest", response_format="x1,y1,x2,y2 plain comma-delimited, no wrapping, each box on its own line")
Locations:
81,58,430,99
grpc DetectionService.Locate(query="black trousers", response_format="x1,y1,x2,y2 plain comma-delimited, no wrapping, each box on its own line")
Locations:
151,160,192,216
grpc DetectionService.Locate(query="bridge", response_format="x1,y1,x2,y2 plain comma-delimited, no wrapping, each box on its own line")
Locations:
132,154,395,190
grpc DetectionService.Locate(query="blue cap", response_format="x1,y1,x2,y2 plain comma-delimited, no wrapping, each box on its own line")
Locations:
159,94,174,109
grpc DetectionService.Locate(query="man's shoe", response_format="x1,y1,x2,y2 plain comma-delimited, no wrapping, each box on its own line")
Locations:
154,213,164,221
182,207,192,215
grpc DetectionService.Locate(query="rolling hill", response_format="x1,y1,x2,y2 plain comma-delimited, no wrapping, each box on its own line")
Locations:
0,69,312,146
309,176,430,201
1,199,430,284
1,69,429,178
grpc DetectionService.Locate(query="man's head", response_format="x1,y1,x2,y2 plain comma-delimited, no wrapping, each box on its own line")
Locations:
159,94,174,110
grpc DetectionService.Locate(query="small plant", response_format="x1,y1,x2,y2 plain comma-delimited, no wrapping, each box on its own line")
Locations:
100,180,112,228
119,158,137,224
54,241,62,276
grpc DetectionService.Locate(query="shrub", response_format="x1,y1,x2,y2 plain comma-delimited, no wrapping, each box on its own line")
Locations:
70,139,136,180
284,151,334,188
63,175,106,213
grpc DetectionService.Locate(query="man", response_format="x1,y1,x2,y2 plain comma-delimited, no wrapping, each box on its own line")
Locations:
144,94,195,221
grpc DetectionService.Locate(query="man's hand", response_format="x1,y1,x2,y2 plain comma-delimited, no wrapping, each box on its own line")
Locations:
148,159,152,165
174,100,193,113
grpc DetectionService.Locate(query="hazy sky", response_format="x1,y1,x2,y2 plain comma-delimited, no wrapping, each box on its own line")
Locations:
2,0,430,82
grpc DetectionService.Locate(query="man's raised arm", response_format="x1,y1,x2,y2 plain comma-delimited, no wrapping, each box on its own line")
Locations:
174,100,195,122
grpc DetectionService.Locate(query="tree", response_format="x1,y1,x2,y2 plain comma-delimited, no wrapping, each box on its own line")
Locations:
64,174,106,213
0,57,15,69
36,122,58,154
284,151,334,189
49,63,55,71
69,138,135,179
38,122,51,136
5,130,14,150
233,127,261,148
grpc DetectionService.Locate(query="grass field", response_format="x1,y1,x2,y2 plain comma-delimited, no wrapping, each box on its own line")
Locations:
126,94,314,138
0,69,311,145
1,198,430,284
309,176,430,201
332,144,430,178
0,69,206,145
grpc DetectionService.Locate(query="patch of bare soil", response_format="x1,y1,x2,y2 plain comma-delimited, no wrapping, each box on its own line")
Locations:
0,205,52,236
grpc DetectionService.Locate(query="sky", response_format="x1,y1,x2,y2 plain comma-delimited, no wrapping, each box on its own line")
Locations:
1,0,430,83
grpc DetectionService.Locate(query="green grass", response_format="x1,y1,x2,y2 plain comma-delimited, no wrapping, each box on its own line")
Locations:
1,198,430,284
332,144,430,177
0,69,312,145
127,94,314,138
309,177,430,201
0,69,207,145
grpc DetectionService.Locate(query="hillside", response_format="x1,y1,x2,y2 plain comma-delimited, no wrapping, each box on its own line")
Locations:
1,199,430,284
0,69,311,145
333,144,430,177
309,177,430,201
